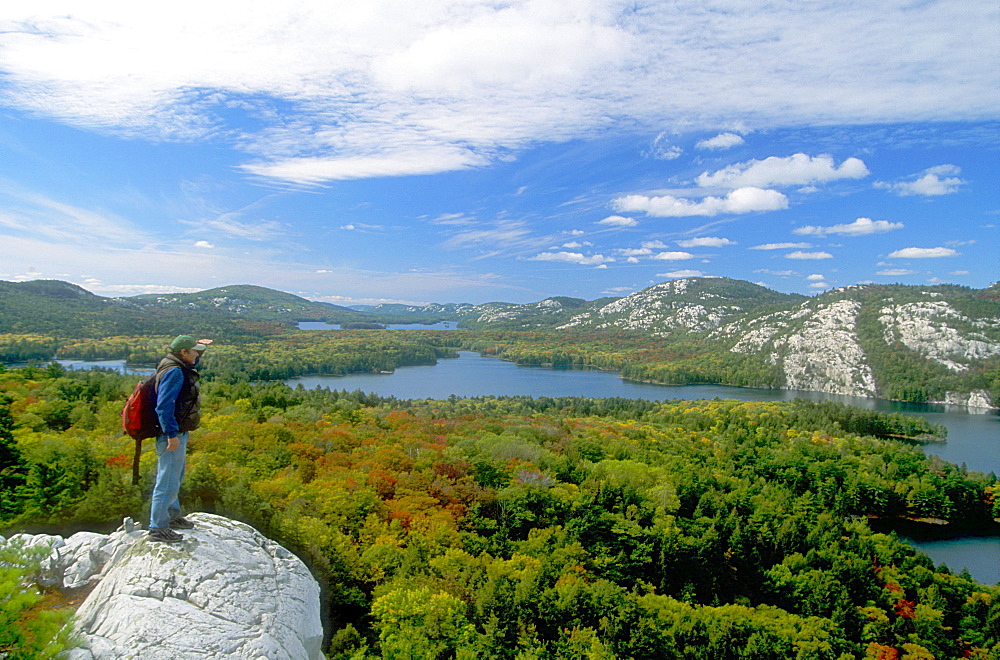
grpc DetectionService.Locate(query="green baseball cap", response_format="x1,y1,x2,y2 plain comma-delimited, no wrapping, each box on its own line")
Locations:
170,335,207,352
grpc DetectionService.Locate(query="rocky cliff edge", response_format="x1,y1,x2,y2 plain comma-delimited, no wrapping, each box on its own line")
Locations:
4,512,323,660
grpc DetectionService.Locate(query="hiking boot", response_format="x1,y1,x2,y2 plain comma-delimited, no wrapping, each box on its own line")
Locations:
148,528,184,543
169,516,195,530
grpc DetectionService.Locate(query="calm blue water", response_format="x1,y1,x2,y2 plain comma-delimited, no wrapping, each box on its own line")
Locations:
55,353,999,584
53,359,154,375
288,351,1000,584
297,321,460,330
289,352,1000,476
906,537,1000,585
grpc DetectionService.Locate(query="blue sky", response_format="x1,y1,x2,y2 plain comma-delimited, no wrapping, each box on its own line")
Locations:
0,1,996,305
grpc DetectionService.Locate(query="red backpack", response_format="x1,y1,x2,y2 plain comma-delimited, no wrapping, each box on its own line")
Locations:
121,375,162,485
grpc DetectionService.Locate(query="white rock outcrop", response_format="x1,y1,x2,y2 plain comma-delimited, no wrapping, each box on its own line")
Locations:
725,300,876,398
780,301,877,397
879,301,1000,371
4,513,323,660
932,390,995,411
558,280,744,335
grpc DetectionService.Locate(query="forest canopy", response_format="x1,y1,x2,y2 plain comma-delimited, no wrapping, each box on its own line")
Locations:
0,365,997,659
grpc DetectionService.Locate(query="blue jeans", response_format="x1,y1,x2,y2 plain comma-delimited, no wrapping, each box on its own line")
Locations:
149,432,188,530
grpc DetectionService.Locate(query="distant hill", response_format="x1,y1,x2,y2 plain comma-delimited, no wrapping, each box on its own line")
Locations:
2,277,998,407
555,278,805,334
127,285,357,322
0,280,363,338
357,279,803,332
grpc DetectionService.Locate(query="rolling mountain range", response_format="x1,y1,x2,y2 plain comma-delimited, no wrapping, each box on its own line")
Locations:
2,277,998,407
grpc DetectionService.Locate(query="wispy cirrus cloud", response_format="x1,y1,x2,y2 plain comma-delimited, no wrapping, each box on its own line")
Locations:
441,220,538,251
0,186,157,247
204,217,287,241
794,217,903,237
1,3,994,186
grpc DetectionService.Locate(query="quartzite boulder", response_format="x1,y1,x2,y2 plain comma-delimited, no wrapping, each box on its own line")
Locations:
5,513,324,659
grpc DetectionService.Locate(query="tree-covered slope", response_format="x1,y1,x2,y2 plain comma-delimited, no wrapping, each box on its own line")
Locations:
3,278,999,406
127,284,359,322
0,279,235,339
0,368,997,658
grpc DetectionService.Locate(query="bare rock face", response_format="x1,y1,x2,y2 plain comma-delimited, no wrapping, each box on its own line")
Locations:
725,299,877,398
5,513,323,660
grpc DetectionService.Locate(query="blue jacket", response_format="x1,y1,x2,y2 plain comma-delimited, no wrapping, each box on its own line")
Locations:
154,354,202,437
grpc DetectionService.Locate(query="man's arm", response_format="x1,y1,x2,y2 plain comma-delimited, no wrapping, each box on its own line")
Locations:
155,368,183,450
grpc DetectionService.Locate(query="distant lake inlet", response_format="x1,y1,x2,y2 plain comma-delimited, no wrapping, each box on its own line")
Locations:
48,353,1000,584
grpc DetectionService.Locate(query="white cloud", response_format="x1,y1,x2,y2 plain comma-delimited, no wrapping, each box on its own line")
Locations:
641,240,668,249
430,213,475,226
205,217,286,241
806,273,825,281
1,3,992,185
877,268,916,276
786,251,833,260
194,240,214,248
750,242,812,250
76,282,203,296
696,132,744,150
340,222,384,232
875,165,965,196
617,247,654,257
676,237,736,248
794,217,904,237
0,190,156,247
530,251,613,265
696,154,869,189
597,215,638,227
243,150,490,185
442,220,538,251
659,269,704,278
652,251,695,261
887,247,960,258
950,270,970,276
645,133,683,160
613,187,787,217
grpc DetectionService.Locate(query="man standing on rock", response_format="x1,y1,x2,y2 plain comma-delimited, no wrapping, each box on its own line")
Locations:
148,335,211,543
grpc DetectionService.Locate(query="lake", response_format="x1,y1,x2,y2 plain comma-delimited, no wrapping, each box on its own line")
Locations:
297,321,460,331
288,351,1000,585
55,359,154,376
50,354,999,584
